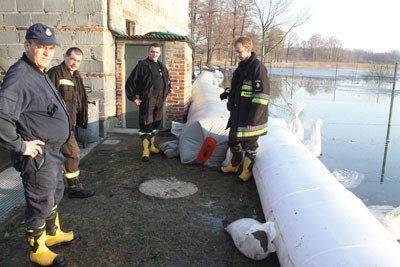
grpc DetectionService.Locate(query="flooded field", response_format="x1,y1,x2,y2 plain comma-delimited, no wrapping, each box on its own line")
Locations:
269,70,400,206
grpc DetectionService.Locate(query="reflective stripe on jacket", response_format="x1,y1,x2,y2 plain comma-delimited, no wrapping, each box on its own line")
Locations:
227,52,270,141
48,62,88,129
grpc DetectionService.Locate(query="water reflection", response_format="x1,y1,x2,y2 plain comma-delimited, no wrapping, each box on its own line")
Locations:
218,66,399,205
270,74,400,206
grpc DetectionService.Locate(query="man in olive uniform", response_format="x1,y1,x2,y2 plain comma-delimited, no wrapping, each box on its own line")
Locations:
48,47,95,198
220,37,270,181
0,23,79,266
125,43,171,162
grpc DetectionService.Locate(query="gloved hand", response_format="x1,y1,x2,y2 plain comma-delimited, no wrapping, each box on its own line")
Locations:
220,88,230,100
220,91,229,100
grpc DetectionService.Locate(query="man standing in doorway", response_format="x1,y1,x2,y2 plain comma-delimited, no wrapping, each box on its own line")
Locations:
0,23,80,266
48,47,95,198
125,43,171,161
220,37,270,181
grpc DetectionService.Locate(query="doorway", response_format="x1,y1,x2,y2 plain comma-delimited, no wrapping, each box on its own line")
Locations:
125,45,149,128
124,44,166,129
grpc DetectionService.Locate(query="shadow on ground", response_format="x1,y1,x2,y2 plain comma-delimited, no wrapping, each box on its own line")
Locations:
0,132,280,267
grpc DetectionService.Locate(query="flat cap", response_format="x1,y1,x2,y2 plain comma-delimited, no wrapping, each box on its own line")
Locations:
25,23,60,46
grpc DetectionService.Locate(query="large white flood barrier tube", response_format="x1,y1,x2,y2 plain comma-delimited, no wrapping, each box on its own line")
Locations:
253,117,400,267
179,71,229,167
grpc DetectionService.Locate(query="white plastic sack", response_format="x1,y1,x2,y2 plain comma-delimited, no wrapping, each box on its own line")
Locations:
221,147,231,167
159,140,180,158
225,218,276,260
179,71,230,167
253,117,400,267
287,102,306,141
302,119,323,157
213,69,224,86
171,121,185,138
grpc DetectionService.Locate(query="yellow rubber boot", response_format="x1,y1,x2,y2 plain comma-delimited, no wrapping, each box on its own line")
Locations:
142,138,150,162
27,227,65,266
238,155,255,182
221,150,241,173
149,136,160,154
46,209,80,248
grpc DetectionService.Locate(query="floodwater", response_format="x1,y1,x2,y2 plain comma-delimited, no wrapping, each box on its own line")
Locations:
270,69,400,207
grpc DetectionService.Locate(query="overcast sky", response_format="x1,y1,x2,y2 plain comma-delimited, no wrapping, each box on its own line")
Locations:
291,0,400,53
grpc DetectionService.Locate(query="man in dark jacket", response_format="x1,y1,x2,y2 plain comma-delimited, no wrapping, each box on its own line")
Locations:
220,37,270,181
48,47,95,198
125,43,171,162
0,23,79,266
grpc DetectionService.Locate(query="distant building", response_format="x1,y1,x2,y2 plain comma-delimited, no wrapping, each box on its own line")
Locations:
0,0,193,135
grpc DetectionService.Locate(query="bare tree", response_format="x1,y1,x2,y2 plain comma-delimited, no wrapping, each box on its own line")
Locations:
325,36,342,61
285,31,298,62
255,0,309,63
308,34,322,61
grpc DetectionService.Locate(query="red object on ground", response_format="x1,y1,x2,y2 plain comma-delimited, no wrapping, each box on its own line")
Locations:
197,137,217,163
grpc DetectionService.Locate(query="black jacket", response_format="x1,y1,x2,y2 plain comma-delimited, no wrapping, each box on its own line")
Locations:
227,52,270,141
125,57,171,102
0,53,70,153
48,62,88,129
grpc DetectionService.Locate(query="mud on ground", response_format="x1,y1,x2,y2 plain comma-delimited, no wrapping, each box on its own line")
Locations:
0,132,280,266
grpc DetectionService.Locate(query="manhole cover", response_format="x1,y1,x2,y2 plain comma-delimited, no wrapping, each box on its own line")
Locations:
139,177,198,199
102,140,121,145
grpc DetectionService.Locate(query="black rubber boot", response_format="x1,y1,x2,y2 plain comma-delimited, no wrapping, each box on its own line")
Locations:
65,177,95,198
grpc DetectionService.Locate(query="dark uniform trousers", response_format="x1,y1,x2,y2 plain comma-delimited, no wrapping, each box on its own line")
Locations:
139,88,164,138
21,146,65,229
228,137,259,155
61,130,80,176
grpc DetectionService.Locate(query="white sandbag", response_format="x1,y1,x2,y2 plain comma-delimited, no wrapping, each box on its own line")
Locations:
159,140,180,158
253,117,400,267
287,102,306,141
171,121,185,138
179,71,230,167
302,118,323,157
225,218,276,260
221,147,231,167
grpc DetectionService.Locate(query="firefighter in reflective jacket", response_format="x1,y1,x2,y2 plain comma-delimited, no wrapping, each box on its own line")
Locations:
48,47,95,198
220,37,270,181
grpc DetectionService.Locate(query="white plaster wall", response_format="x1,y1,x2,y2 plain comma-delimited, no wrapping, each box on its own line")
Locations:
122,0,189,35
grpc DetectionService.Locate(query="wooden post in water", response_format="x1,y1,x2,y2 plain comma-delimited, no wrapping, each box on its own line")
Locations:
380,62,398,183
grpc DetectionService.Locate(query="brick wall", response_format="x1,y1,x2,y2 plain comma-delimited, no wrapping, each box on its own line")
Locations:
165,42,192,126
115,43,125,126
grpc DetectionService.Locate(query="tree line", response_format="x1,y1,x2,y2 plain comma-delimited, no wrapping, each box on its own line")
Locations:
190,0,400,66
